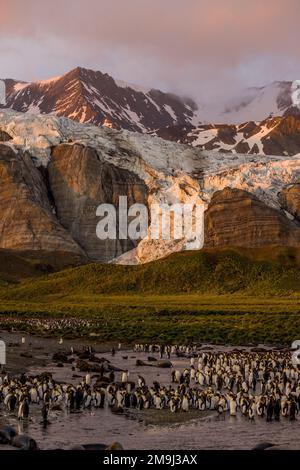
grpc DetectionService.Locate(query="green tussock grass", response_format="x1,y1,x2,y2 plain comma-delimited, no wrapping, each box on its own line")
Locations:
0,246,299,345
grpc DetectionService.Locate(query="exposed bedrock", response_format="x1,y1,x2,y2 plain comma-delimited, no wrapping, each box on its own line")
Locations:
204,187,300,248
0,144,86,263
278,184,300,222
48,144,148,262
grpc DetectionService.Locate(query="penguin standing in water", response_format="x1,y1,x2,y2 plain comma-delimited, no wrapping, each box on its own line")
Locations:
109,370,115,383
138,375,146,387
99,389,106,408
266,396,274,422
84,390,93,408
227,393,237,416
4,392,17,412
41,403,50,425
66,389,75,410
289,399,297,421
75,386,84,410
137,394,144,410
170,396,180,413
217,395,226,414
18,397,29,420
257,397,266,417
85,373,91,386
182,394,189,412
248,400,256,420
174,370,181,383
130,393,138,408
274,398,281,421
124,391,131,408
121,370,129,384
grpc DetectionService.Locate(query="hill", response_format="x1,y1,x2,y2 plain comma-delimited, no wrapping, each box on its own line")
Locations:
0,247,299,345
1,246,299,298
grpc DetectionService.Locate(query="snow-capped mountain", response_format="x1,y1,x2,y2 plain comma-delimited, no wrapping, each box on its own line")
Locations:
203,81,300,124
3,68,300,136
153,114,300,156
1,67,199,132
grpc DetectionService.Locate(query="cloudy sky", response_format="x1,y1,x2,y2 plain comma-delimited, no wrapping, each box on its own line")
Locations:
1,0,300,104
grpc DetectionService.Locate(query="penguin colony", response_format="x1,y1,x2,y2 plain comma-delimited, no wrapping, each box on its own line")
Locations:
0,344,299,424
133,344,299,420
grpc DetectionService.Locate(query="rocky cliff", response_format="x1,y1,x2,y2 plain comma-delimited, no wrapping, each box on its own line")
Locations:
204,188,300,248
0,144,86,262
0,109,299,266
48,144,147,261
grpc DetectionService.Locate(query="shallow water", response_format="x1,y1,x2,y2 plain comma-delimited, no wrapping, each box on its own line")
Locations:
0,332,299,450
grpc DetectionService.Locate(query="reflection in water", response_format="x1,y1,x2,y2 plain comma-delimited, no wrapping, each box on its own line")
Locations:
0,340,300,450
1,386,300,449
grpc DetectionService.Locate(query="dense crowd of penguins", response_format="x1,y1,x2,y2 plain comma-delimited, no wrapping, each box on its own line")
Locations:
0,343,299,424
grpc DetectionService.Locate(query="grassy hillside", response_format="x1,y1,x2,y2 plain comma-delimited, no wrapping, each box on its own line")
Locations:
1,246,299,299
0,248,85,283
0,246,299,345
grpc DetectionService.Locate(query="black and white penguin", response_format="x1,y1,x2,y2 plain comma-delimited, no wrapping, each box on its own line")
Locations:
18,397,29,420
4,392,17,412
138,375,146,387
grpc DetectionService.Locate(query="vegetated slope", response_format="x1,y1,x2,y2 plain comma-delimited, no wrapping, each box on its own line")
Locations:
0,249,86,284
1,247,300,301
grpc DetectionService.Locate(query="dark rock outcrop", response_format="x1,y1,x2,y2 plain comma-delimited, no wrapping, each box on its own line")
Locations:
261,116,300,155
0,130,12,142
161,115,300,156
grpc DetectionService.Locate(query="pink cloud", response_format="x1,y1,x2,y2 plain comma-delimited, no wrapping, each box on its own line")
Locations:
1,0,300,102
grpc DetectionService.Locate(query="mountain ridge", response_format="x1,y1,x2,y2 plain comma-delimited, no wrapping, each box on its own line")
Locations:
2,66,199,132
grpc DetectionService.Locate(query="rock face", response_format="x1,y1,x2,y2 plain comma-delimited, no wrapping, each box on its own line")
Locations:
48,144,148,261
204,188,300,248
0,144,86,260
0,110,299,265
279,185,300,222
